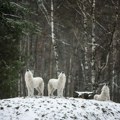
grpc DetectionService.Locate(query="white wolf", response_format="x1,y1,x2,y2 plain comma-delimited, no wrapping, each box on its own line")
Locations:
94,84,110,101
25,69,44,97
48,72,66,97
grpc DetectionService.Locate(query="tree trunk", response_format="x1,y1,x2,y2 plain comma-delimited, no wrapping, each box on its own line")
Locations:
83,3,89,88
111,0,118,101
67,57,72,97
91,0,96,84
51,0,59,75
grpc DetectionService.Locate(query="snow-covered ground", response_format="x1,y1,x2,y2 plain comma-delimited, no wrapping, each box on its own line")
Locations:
0,97,120,120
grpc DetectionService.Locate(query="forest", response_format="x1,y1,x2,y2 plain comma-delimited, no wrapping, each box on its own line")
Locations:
0,0,120,103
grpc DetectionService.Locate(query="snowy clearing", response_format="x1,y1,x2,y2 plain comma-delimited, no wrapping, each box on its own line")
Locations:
0,97,120,120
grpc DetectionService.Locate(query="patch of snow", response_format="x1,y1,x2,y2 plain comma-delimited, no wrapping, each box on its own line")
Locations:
75,91,93,96
0,97,120,120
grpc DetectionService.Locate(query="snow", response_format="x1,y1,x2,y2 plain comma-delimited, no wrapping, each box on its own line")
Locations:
0,97,120,120
75,91,93,96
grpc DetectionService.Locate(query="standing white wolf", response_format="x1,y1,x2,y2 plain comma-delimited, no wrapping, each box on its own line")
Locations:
94,84,110,101
25,69,44,97
48,72,66,97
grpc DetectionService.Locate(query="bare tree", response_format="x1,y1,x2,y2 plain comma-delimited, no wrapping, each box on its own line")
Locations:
91,0,96,84
111,0,119,100
51,0,59,75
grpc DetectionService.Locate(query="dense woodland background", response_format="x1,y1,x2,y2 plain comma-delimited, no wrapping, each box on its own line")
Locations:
0,0,120,102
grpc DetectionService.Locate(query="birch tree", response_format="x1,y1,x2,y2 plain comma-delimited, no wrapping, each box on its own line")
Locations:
111,0,119,100
51,0,59,74
80,0,89,88
91,0,96,85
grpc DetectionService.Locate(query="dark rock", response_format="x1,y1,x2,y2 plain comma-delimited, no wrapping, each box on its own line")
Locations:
25,109,29,112
0,107,4,110
96,107,100,110
16,111,20,115
72,104,76,107
7,105,11,107
83,115,88,119
81,105,85,108
63,105,67,108
94,103,99,106
15,106,19,109
73,91,95,99
102,108,107,113
73,92,79,98
111,112,114,116
42,114,45,117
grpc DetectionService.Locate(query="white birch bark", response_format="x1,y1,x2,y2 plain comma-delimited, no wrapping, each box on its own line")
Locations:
51,0,59,73
112,31,118,101
83,3,89,86
111,1,118,101
91,0,96,84
77,1,89,86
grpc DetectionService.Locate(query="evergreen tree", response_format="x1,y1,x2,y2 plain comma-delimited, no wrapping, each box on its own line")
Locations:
0,0,35,98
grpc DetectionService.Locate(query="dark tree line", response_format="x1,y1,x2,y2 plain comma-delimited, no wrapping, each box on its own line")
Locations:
0,0,120,103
